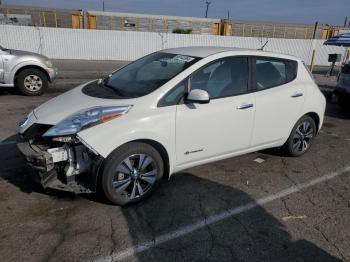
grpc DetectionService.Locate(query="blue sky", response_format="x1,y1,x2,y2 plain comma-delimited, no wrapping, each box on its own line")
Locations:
3,0,350,25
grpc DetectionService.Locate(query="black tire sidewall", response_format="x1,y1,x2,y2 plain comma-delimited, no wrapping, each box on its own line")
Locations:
101,142,164,206
16,68,48,96
286,116,316,157
338,95,350,110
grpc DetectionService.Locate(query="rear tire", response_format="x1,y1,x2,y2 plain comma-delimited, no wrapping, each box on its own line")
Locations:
16,68,48,96
101,142,164,206
283,115,316,157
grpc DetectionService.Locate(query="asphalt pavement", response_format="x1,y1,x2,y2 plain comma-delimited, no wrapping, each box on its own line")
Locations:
0,60,349,262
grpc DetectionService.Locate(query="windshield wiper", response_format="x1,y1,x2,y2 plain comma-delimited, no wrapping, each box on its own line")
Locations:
100,77,125,97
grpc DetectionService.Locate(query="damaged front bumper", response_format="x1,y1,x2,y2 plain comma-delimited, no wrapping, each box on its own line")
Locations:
17,129,103,193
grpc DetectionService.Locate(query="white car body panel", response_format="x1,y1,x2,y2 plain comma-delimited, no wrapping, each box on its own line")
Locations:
175,93,255,166
20,47,326,177
32,82,137,125
252,74,306,146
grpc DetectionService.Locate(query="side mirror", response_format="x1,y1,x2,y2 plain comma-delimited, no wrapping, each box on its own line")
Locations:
186,89,210,104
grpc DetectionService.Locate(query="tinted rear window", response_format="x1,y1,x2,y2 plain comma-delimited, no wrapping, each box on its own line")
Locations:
255,57,297,90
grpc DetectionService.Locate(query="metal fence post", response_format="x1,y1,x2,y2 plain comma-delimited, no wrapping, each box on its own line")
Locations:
42,12,46,27
54,12,58,27
310,49,316,72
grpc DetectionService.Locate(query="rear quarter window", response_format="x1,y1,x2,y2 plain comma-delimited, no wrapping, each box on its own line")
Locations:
255,57,298,90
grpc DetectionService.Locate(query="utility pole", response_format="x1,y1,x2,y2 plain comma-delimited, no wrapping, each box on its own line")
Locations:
205,1,211,18
102,0,105,12
312,21,318,39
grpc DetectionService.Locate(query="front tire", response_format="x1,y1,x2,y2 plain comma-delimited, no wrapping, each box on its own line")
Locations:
283,115,316,157
101,142,164,206
16,68,48,96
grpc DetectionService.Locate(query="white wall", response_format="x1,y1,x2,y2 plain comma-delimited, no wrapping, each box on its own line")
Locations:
0,25,346,65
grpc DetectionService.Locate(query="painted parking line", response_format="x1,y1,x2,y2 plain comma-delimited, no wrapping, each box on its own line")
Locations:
96,165,350,262
254,158,265,164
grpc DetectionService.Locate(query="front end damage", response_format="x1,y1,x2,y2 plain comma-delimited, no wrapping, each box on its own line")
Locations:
17,124,103,193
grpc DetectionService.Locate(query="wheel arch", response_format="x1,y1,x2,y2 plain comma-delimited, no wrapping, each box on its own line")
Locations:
14,65,50,83
97,139,171,186
305,112,320,133
133,139,170,179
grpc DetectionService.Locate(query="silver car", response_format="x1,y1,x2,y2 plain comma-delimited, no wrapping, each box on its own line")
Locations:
0,45,57,95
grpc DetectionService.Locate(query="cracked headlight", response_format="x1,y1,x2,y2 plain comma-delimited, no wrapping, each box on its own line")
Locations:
43,106,132,137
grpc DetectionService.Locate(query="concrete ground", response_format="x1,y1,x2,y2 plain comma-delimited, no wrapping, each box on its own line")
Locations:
0,60,350,262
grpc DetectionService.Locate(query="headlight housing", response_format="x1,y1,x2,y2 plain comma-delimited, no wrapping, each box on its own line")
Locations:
43,106,131,137
45,60,53,68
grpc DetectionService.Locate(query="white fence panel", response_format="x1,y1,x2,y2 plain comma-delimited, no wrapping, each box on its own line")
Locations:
0,25,346,65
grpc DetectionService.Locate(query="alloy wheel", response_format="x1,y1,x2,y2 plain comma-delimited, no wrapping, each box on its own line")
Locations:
292,120,314,153
113,154,158,200
24,75,43,91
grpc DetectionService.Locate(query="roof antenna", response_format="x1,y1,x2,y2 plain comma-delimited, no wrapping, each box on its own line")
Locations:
258,40,269,50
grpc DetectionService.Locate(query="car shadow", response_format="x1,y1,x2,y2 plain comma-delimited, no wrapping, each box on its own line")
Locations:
0,86,19,96
119,172,342,261
324,95,350,120
0,137,343,261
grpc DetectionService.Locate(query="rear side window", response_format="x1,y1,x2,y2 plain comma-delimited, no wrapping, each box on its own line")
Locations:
255,57,297,90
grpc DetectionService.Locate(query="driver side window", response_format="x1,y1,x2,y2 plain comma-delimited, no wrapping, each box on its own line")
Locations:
190,57,249,99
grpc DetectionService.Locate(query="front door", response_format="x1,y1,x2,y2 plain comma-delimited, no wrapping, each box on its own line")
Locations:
175,56,255,166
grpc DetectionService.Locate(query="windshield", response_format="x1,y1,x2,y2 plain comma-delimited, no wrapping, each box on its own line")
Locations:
104,52,200,98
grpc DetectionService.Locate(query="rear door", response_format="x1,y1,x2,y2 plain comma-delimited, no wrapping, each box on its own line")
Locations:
251,56,304,147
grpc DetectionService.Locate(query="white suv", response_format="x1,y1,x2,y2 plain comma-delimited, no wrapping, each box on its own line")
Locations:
18,47,326,205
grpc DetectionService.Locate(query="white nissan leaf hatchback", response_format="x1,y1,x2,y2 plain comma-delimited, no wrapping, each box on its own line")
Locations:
18,47,326,205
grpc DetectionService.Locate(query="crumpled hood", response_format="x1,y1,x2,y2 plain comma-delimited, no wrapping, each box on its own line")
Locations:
33,81,134,125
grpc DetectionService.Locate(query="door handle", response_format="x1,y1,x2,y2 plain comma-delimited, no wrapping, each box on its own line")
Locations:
237,103,254,110
291,92,303,98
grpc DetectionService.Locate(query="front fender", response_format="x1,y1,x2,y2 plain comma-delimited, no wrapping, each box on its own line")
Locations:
8,60,51,85
76,107,176,174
